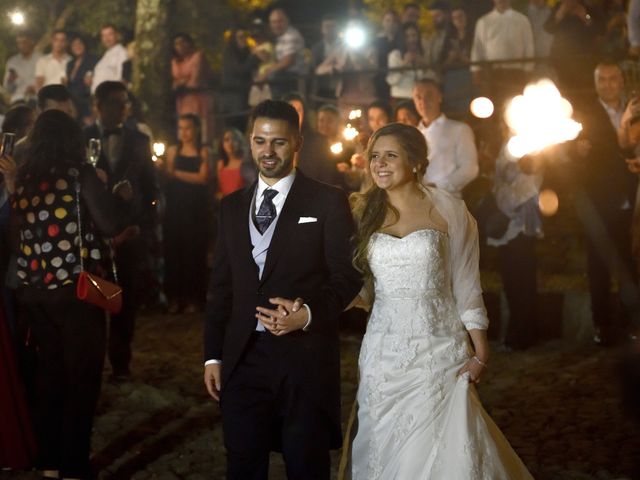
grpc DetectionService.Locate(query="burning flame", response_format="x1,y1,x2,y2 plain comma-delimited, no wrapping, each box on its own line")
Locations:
330,142,344,155
505,79,582,159
343,124,359,141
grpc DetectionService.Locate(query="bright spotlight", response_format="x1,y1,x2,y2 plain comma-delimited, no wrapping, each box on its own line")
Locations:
470,97,494,119
152,142,166,157
9,11,25,26
344,24,366,50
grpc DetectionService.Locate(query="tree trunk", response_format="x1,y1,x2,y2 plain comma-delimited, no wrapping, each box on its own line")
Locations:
133,0,174,141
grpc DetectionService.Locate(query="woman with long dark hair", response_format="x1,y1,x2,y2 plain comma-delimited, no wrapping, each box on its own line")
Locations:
162,114,210,314
9,110,125,479
348,123,533,478
216,127,250,198
65,35,97,125
386,22,428,102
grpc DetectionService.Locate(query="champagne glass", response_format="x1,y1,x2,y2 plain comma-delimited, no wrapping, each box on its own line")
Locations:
87,138,101,167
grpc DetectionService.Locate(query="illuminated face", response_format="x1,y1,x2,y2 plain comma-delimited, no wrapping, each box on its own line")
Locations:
368,107,389,133
70,38,86,57
269,10,289,37
173,37,192,57
382,12,399,35
222,130,239,157
451,9,467,31
51,32,67,55
595,64,624,105
370,134,414,191
178,118,197,144
16,35,34,56
405,27,420,51
251,117,301,181
98,90,129,129
317,110,340,138
413,82,442,123
396,107,419,126
101,27,118,49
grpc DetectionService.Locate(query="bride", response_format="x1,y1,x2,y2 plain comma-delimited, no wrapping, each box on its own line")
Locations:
348,123,533,479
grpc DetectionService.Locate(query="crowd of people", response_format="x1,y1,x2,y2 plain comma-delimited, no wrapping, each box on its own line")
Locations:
1,0,640,477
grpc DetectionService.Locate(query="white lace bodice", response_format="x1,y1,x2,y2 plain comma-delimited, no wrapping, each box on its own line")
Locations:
366,229,464,337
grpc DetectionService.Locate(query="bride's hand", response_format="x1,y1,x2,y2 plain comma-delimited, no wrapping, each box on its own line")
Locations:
457,356,487,384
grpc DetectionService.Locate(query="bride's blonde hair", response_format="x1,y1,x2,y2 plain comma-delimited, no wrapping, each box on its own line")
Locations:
350,122,429,292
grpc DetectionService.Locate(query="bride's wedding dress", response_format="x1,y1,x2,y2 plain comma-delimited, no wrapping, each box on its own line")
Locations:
352,188,533,480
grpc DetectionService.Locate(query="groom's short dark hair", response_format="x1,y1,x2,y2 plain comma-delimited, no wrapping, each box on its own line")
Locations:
250,100,300,133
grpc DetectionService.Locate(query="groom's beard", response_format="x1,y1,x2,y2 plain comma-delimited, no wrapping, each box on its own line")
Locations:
256,154,294,179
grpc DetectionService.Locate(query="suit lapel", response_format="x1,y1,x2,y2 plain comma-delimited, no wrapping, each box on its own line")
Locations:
259,174,305,286
235,182,260,278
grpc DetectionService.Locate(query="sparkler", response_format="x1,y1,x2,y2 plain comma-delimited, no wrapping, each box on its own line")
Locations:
505,79,582,159
330,142,344,155
152,142,165,162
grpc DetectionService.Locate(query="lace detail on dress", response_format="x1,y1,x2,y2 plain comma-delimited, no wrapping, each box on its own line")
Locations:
461,307,490,330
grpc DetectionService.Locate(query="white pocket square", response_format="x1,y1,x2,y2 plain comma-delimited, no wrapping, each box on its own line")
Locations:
298,216,317,224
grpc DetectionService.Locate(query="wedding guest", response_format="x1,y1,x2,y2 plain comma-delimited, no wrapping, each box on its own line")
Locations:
487,138,543,350
1,105,36,139
311,15,341,102
259,8,307,99
527,0,554,64
367,100,392,134
247,19,276,108
544,0,604,101
171,33,214,142
221,29,258,131
413,78,478,198
284,93,336,185
35,30,70,91
216,127,252,198
37,85,74,117
628,0,640,57
401,3,422,24
471,0,535,109
11,110,125,479
573,61,637,345
374,10,401,100
91,25,129,93
394,100,420,126
317,104,354,180
423,1,453,68
386,22,428,102
3,31,41,104
162,114,210,314
442,7,475,114
600,0,627,60
65,35,97,125
84,81,158,380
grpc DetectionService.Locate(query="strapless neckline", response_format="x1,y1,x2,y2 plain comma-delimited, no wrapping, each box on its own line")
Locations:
373,228,447,240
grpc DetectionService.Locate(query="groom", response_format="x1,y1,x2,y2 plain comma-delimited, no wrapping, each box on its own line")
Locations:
204,100,362,479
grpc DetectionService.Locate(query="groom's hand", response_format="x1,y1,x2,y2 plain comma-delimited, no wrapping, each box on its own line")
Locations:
204,363,222,401
256,297,307,335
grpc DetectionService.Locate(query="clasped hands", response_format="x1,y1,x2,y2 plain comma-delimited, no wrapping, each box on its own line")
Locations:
255,297,307,335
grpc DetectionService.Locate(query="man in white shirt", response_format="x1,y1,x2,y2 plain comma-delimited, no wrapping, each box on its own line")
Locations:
258,8,306,98
412,78,478,198
3,31,41,103
528,0,554,75
91,24,129,93
471,0,535,108
35,30,70,91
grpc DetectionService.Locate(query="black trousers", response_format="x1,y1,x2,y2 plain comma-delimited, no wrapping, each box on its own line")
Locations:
221,333,331,480
109,239,145,375
585,208,635,334
498,234,538,349
23,293,105,478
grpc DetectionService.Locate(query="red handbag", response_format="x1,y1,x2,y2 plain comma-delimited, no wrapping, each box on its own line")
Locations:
73,178,122,314
76,271,122,314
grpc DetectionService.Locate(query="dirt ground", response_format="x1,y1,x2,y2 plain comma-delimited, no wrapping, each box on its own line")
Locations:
2,311,640,480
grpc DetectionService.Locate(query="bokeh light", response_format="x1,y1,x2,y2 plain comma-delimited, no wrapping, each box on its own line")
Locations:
470,97,494,119
539,189,559,216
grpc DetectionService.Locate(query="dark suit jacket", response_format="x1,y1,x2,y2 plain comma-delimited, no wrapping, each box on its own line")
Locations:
204,171,362,446
83,124,158,231
573,96,637,218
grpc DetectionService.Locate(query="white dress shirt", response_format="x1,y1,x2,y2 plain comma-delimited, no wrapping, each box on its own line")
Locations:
386,50,428,99
418,114,479,197
91,44,129,93
599,97,624,130
527,3,553,58
35,53,71,87
274,26,307,75
471,8,535,72
3,51,41,102
205,170,311,366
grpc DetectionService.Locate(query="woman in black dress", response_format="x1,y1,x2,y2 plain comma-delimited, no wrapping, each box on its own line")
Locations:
162,114,210,314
